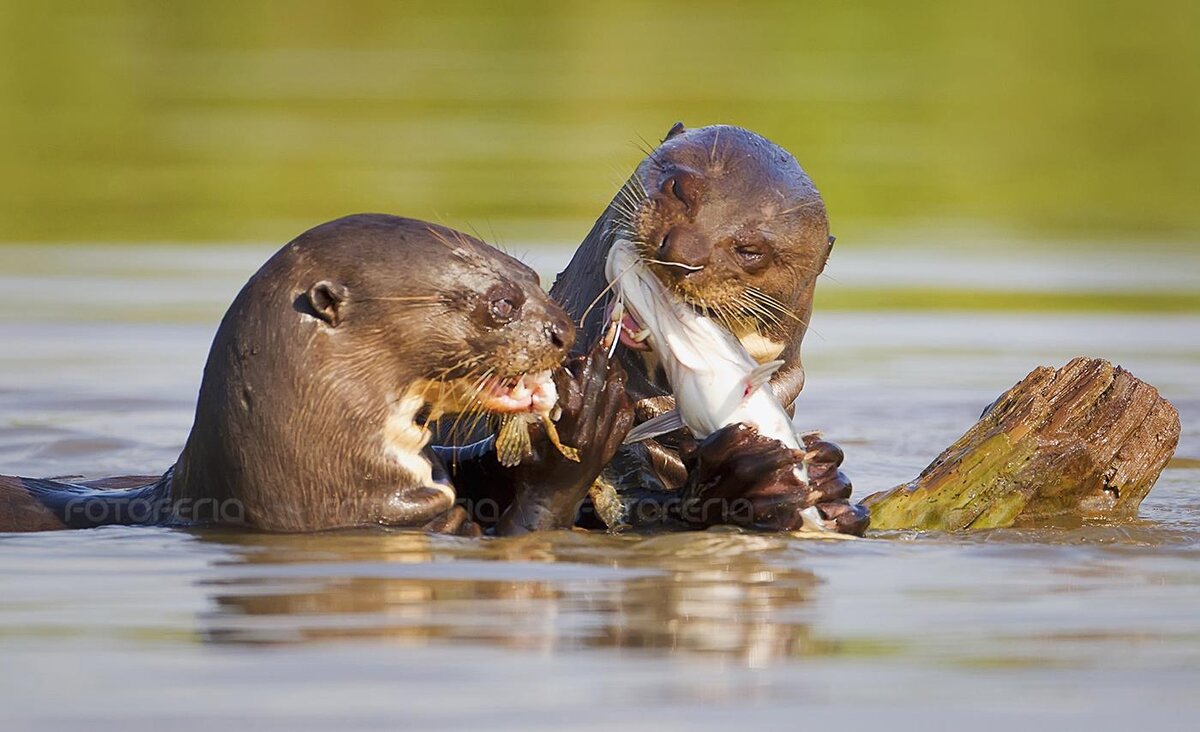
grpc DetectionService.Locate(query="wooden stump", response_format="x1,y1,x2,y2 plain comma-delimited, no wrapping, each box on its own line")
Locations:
863,357,1181,531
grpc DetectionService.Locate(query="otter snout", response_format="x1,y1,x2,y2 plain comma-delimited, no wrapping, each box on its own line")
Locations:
658,225,711,269
543,309,574,354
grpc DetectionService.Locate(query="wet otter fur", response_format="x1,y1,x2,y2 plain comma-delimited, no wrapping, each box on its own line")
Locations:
549,123,860,532
0,214,599,534
553,123,831,409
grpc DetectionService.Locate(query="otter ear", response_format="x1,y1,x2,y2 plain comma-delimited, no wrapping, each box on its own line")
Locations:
664,121,686,141
306,280,349,327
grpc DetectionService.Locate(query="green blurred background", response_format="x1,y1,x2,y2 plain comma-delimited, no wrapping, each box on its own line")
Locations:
1,0,1197,247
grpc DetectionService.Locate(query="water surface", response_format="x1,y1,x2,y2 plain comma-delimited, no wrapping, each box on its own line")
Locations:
2,244,1197,730
4,2,1199,728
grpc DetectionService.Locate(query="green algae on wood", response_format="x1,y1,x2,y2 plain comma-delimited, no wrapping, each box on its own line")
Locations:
864,357,1181,531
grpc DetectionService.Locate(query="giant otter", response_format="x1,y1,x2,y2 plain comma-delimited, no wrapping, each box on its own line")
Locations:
549,123,867,534
0,214,632,535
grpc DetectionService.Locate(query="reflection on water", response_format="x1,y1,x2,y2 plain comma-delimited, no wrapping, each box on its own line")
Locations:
4,512,1200,730
199,530,829,664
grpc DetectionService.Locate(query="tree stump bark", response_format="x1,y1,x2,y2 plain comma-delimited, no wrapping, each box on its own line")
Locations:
862,357,1181,531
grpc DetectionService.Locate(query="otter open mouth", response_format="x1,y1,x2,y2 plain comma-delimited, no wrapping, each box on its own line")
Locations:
477,371,558,415
616,308,652,351
429,369,578,467
603,297,656,352
477,371,581,467
605,298,714,353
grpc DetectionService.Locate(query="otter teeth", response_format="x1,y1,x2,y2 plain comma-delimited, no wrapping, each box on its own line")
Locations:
529,371,558,414
479,370,558,415
616,310,653,352
510,375,531,402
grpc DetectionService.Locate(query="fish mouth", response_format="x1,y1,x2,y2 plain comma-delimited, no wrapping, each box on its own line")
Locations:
476,371,558,415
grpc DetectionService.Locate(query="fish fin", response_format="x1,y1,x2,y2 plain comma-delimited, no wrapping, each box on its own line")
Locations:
495,416,533,467
742,359,785,399
663,332,703,370
622,410,685,444
540,415,581,462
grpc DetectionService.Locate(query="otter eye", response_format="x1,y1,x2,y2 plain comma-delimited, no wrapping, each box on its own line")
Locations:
661,174,690,207
734,245,766,265
478,283,525,327
489,297,517,324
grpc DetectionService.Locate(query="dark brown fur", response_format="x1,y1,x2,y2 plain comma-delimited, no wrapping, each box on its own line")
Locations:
552,124,831,409
549,124,834,516
0,214,574,533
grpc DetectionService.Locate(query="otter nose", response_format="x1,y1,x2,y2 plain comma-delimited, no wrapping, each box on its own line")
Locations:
544,313,574,353
657,226,710,269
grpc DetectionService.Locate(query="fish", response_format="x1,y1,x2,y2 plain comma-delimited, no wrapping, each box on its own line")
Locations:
484,372,581,468
605,239,827,533
495,412,580,467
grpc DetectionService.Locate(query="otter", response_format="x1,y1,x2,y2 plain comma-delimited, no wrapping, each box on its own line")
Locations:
549,123,867,534
0,214,632,535
556,123,827,403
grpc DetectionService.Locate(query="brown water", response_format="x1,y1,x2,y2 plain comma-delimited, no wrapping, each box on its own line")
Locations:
2,244,1198,731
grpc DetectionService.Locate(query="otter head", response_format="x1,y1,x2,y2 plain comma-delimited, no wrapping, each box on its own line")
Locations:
172,214,573,531
614,123,831,372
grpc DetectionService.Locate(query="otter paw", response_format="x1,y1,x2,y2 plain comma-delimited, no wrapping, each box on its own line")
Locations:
679,424,868,535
